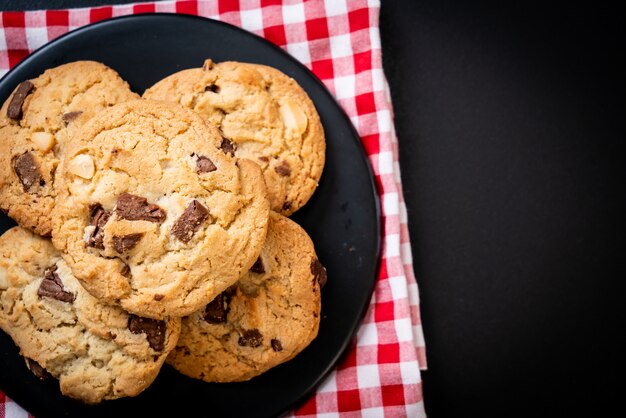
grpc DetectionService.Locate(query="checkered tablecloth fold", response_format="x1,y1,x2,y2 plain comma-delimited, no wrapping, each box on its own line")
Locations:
0,1,426,416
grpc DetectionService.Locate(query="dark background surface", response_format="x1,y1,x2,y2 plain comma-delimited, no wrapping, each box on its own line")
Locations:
1,1,623,417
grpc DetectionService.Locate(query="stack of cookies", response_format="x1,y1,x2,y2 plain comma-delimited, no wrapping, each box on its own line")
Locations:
0,59,327,403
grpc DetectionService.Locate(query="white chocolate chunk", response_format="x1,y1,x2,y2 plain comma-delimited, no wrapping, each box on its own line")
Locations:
30,132,56,152
83,225,96,244
68,154,95,179
280,100,308,135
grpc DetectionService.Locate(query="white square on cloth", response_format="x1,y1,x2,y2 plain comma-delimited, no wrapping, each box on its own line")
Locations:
239,8,264,32
357,364,382,389
324,0,348,17
282,2,305,24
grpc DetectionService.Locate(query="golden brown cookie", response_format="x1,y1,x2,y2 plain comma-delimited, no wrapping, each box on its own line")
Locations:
166,212,325,382
143,59,325,215
0,61,139,236
0,227,181,404
51,99,270,319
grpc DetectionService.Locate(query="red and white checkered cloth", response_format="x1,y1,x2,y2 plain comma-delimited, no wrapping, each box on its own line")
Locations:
0,1,426,416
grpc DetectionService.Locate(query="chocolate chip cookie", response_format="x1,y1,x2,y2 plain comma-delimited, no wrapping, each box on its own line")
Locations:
51,99,270,319
0,227,181,404
166,212,325,382
143,59,326,216
0,61,139,236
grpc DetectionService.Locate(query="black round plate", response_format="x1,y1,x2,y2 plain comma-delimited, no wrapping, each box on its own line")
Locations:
0,13,380,418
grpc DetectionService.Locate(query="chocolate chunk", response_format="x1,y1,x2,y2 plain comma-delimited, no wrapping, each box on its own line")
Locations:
62,111,83,124
238,329,263,347
87,203,110,249
311,258,327,288
271,339,283,352
250,257,265,274
115,193,166,222
38,265,75,303
282,201,292,211
220,137,236,156
274,160,291,177
196,155,217,173
26,358,52,380
7,80,34,120
205,84,220,93
258,156,269,163
171,200,209,243
203,290,232,324
12,152,43,191
128,315,166,351
120,263,131,278
112,233,143,253
154,294,164,301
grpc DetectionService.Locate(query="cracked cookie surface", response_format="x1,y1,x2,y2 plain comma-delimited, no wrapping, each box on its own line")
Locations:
51,99,270,319
0,61,139,236
0,227,181,404
166,212,324,382
143,59,325,216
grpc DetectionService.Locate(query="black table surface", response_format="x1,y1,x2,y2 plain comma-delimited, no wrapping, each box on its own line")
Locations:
1,1,623,417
